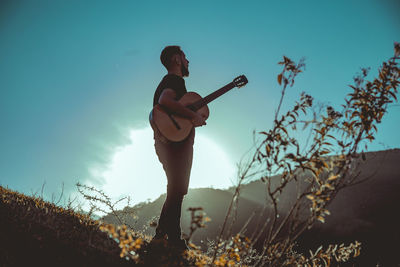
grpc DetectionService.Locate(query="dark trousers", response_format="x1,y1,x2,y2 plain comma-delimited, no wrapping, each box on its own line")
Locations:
154,129,195,240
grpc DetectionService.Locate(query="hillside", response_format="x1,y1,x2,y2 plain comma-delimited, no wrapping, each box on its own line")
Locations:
0,186,203,266
103,149,400,266
0,186,133,266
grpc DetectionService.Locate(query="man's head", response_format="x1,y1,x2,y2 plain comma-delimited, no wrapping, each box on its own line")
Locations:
160,45,189,77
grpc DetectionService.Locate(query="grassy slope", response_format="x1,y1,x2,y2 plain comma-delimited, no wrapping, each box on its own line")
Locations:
0,186,203,267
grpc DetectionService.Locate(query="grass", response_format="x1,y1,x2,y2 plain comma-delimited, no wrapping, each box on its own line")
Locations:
0,185,206,267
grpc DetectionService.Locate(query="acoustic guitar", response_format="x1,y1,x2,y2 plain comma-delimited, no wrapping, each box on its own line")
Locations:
149,75,248,142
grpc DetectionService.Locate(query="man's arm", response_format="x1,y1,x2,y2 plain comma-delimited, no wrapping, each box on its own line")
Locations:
158,89,206,127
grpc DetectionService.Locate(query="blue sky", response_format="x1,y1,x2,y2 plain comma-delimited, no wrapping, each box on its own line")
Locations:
0,0,399,206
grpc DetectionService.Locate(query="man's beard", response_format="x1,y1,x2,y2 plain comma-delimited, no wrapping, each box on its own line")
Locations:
181,64,189,77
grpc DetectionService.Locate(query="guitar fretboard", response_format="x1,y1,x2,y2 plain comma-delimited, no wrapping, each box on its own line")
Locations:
189,82,235,111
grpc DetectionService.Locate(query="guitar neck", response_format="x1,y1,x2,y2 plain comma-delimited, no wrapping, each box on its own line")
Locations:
189,82,235,111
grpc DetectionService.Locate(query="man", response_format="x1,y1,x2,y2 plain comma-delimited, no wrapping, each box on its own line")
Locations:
151,46,206,249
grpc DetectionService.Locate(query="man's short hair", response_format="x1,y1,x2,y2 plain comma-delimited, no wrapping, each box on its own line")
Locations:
160,46,183,69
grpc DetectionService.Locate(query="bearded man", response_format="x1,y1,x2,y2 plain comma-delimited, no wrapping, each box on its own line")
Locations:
151,46,206,249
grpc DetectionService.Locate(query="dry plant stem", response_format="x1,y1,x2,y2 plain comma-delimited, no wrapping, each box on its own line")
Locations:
213,46,398,266
265,179,278,246
213,62,304,266
40,181,46,199
185,207,209,242
225,193,239,239
213,57,307,266
285,50,399,260
275,57,305,122
269,195,302,244
250,205,269,244
238,211,256,236
76,183,135,230
55,182,64,205
275,80,288,122
211,180,243,263
211,132,269,263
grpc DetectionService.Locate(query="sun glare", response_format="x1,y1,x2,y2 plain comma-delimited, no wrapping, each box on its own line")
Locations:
88,127,236,207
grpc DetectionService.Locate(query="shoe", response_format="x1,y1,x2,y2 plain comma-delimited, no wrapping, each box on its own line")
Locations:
152,232,167,241
149,233,168,250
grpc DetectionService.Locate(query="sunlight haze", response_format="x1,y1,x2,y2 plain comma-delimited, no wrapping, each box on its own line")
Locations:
88,127,236,206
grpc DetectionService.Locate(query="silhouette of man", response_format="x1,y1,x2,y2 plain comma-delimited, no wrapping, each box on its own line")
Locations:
151,46,206,249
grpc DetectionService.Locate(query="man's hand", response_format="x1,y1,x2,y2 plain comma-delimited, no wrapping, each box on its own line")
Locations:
191,113,206,127
159,89,207,127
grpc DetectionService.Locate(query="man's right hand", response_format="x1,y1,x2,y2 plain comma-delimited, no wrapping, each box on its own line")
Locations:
191,113,206,127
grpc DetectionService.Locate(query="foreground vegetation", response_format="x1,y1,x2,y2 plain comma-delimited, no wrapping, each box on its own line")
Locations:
0,185,131,266
0,185,206,266
207,42,399,266
0,183,361,267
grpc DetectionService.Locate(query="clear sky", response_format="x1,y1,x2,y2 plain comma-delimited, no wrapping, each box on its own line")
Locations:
1,0,399,208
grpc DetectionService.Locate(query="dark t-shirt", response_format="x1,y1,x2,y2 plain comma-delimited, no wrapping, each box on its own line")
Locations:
153,74,187,106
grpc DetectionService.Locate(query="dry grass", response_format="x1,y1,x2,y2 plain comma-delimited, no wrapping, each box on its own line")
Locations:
0,185,203,266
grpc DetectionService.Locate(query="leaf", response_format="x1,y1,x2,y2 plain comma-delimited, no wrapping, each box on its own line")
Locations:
280,126,288,135
283,56,290,62
328,175,339,181
278,74,283,85
325,183,334,190
266,144,271,156
388,90,397,101
285,153,295,159
322,160,329,168
366,135,375,141
354,248,361,257
323,209,331,215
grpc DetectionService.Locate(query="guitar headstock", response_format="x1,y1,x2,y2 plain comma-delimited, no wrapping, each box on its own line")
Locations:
233,75,248,88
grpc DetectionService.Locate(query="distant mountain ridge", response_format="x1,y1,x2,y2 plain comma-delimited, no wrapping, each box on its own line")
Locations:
102,148,400,266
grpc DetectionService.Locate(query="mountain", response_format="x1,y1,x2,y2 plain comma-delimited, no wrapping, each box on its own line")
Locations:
102,148,400,266
103,187,265,248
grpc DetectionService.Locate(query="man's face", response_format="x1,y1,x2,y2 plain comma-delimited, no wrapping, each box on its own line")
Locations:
180,52,189,77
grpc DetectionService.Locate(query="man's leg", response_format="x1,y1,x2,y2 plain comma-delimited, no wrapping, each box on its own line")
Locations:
155,192,184,240
154,130,194,241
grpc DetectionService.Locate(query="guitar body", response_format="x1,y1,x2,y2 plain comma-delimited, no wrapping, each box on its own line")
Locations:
150,75,247,142
151,92,210,142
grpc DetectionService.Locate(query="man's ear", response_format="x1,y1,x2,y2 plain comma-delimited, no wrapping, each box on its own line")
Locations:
172,54,181,66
